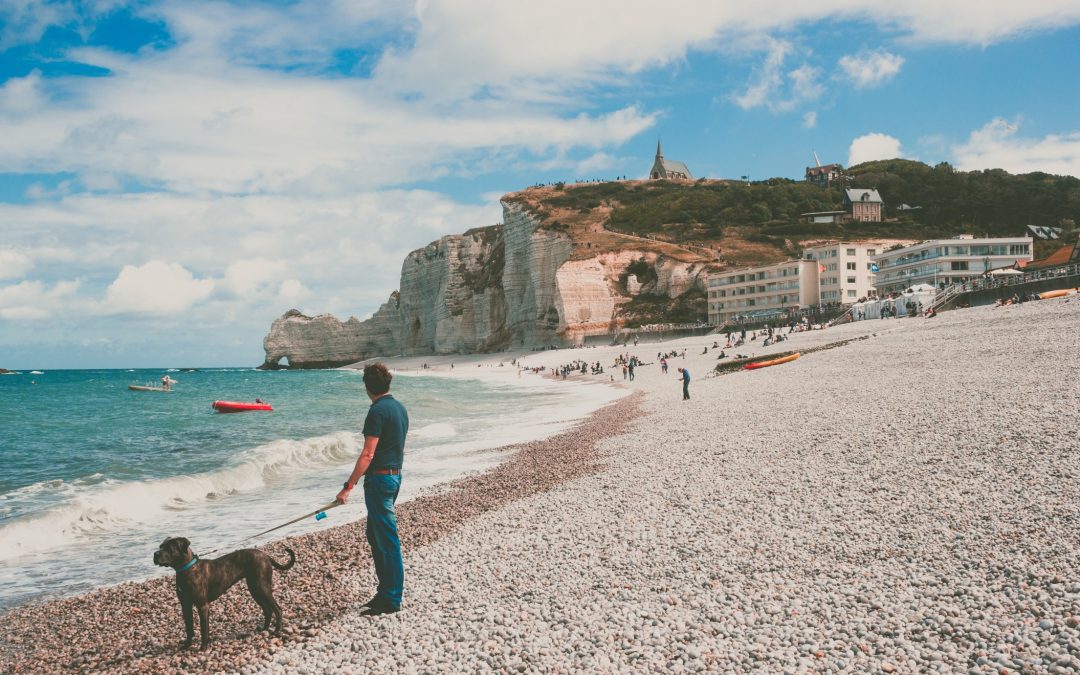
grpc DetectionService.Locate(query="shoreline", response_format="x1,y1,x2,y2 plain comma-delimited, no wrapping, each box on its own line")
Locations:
0,391,645,674
7,299,1080,672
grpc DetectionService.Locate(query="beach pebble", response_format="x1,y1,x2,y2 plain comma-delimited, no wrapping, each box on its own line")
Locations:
5,301,1080,674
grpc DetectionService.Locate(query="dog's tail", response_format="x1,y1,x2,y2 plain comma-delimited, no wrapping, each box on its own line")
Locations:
271,547,296,571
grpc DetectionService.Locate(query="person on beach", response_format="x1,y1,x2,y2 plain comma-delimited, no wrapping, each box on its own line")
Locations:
335,363,409,615
677,367,690,400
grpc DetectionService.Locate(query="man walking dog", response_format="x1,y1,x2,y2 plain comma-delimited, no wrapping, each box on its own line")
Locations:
335,363,409,615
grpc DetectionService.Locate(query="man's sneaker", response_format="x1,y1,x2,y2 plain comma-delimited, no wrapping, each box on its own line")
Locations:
361,599,400,616
361,595,380,608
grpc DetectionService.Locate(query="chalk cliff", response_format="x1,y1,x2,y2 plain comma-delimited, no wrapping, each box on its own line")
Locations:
261,195,710,368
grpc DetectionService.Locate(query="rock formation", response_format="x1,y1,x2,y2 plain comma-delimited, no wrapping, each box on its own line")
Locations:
261,196,709,368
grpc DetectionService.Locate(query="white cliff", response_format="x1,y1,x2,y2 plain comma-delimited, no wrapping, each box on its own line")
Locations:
261,199,708,367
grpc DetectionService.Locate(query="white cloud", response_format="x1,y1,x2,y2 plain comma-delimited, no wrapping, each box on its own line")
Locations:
277,279,313,306
733,39,823,113
0,189,502,328
222,258,289,298
80,172,122,192
838,49,905,88
102,261,215,315
803,111,818,129
0,1,74,49
952,118,1080,177
0,249,34,279
849,133,905,165
372,1,1080,98
0,279,81,321
0,70,47,117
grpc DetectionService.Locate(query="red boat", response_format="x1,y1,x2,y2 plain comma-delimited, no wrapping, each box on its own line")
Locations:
212,400,273,413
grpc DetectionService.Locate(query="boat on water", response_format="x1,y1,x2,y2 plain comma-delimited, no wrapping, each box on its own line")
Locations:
212,400,273,413
129,384,172,392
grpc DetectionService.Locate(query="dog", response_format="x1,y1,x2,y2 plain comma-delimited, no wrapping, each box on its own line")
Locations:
153,536,296,650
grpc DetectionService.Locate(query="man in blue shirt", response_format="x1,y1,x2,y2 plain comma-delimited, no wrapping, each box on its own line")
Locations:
678,367,690,400
336,363,409,615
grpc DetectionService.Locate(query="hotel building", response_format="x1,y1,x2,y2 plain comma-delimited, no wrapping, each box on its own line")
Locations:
871,236,1034,295
707,259,819,325
802,240,914,304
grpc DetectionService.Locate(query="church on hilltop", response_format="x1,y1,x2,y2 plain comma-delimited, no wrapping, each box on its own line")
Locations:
649,141,693,180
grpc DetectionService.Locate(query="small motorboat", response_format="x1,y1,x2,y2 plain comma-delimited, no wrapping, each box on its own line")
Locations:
212,400,273,413
129,384,172,392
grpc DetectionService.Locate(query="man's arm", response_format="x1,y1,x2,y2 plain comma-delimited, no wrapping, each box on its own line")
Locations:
335,435,379,504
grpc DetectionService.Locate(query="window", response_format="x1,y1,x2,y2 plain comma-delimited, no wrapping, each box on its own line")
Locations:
951,261,969,271
847,290,856,297
846,248,856,256
847,276,856,284
846,262,856,270
1010,244,1030,255
867,249,876,256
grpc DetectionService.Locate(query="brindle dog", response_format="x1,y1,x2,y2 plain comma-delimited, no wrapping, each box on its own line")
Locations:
153,537,296,650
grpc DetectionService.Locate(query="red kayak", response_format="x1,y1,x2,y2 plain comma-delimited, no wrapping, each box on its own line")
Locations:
212,400,273,413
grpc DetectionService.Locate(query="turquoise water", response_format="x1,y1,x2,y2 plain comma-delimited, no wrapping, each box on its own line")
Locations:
0,367,623,608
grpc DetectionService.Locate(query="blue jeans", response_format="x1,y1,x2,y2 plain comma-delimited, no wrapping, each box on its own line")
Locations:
364,473,403,607
683,380,690,400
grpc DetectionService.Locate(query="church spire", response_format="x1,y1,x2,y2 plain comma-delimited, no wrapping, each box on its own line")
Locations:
656,139,663,159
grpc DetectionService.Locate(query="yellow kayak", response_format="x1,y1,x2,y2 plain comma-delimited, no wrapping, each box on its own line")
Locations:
1036,289,1071,300
744,352,800,370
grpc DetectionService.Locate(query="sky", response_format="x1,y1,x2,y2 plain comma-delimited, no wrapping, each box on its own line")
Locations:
2,1,1080,369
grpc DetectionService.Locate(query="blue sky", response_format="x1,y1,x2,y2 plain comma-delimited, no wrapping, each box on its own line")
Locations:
2,1,1080,368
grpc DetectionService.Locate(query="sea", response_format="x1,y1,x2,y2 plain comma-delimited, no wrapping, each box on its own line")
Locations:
0,366,624,610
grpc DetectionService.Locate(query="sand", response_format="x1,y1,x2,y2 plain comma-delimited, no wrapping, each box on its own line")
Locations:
3,297,1080,673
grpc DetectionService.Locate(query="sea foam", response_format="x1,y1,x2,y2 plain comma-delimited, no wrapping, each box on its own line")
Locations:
0,431,360,562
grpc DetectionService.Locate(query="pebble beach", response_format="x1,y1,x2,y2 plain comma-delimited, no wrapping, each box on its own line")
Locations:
3,298,1080,673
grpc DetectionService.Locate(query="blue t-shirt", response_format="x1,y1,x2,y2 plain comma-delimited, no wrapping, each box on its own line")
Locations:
362,394,409,471
682,369,691,382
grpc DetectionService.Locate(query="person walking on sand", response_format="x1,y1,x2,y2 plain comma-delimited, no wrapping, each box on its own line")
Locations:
335,363,409,616
677,367,690,400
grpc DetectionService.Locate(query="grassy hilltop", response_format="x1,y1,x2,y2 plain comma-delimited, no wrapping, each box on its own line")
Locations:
506,159,1080,267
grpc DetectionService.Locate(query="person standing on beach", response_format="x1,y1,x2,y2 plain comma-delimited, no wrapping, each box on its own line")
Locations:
678,367,690,400
335,363,409,615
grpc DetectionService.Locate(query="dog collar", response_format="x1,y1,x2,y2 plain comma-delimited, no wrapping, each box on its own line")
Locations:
176,555,199,573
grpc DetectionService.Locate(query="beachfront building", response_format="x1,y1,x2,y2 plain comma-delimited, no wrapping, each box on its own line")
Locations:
707,259,819,325
800,210,847,224
844,188,883,222
871,236,1034,295
803,240,914,304
805,163,844,187
649,141,693,180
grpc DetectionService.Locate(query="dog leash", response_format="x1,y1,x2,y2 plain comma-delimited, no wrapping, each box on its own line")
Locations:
238,500,342,544
198,500,343,558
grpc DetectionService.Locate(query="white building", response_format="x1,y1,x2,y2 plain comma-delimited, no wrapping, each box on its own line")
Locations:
803,240,914,304
871,236,1034,295
707,259,819,325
